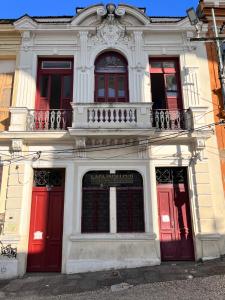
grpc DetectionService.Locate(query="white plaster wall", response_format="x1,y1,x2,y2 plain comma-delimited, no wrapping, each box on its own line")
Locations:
3,6,224,277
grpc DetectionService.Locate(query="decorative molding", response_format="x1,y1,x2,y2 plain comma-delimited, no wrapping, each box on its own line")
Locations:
182,32,197,52
13,16,37,31
75,138,86,158
192,138,207,162
138,139,149,159
21,31,34,52
88,19,132,48
96,7,107,17
11,139,24,157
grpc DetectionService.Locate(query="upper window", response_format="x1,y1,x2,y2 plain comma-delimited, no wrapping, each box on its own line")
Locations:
81,170,145,234
41,61,72,70
95,52,129,103
95,54,127,73
149,58,182,110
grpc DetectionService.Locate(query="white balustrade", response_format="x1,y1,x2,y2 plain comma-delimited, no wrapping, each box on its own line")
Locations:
71,103,154,129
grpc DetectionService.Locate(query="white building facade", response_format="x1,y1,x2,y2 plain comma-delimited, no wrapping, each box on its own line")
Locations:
0,3,225,279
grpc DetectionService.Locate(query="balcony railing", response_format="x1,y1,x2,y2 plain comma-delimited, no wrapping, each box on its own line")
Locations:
72,103,188,130
153,109,188,130
27,109,72,131
71,103,153,129
23,106,189,132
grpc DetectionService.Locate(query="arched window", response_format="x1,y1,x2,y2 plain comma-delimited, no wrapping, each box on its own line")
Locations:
94,52,129,103
81,170,145,233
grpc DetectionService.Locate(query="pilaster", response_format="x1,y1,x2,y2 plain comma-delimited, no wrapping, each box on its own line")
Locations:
192,160,221,260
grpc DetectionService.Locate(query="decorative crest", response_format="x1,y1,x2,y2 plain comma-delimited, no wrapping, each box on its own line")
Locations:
97,4,125,24
90,4,129,47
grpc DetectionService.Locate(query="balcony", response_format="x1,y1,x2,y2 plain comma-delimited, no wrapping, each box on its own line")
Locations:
71,103,188,131
71,103,153,129
8,104,204,134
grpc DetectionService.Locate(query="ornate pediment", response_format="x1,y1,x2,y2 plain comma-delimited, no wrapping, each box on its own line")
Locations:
72,3,150,26
13,15,37,30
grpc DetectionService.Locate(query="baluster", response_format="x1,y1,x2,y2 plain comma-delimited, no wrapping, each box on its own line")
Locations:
99,108,104,124
62,111,66,129
56,110,61,129
27,111,34,131
87,109,90,123
134,109,137,123
160,110,165,129
118,109,122,123
113,109,117,123
129,109,134,123
105,109,109,123
155,110,159,128
38,111,43,130
92,109,96,123
44,111,49,130
165,110,170,130
50,110,56,129
170,111,175,130
122,109,127,123
128,109,132,123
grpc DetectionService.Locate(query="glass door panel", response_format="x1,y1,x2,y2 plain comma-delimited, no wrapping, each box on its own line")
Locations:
118,76,125,97
38,75,50,110
108,75,116,98
61,75,72,109
98,75,105,97
50,75,61,110
164,73,179,110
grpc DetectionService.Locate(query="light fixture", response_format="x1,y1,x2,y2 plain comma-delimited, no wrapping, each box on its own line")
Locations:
106,3,116,14
186,7,199,26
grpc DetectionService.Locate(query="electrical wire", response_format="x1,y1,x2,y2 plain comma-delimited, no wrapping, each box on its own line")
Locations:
0,120,223,165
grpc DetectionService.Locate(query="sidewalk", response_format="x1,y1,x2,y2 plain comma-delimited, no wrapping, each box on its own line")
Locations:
1,258,225,299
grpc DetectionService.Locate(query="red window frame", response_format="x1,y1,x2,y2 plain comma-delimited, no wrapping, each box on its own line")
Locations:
94,52,129,103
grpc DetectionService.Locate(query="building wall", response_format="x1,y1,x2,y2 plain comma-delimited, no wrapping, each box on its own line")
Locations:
0,4,225,278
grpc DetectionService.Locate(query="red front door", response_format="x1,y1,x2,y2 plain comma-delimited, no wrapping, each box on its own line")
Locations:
156,168,194,261
27,170,65,272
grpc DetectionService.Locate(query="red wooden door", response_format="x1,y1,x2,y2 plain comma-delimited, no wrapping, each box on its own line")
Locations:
27,187,64,272
157,175,194,261
149,58,182,110
35,58,73,111
95,73,128,103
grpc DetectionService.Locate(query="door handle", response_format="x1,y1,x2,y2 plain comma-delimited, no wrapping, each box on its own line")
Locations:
46,236,50,239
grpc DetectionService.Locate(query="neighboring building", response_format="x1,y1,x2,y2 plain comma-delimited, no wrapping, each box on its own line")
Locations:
197,0,225,194
0,3,225,279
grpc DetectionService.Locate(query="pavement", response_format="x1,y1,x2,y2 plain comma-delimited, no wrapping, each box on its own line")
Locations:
1,258,225,299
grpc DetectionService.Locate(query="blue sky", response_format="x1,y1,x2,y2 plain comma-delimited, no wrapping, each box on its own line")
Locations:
0,0,199,19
